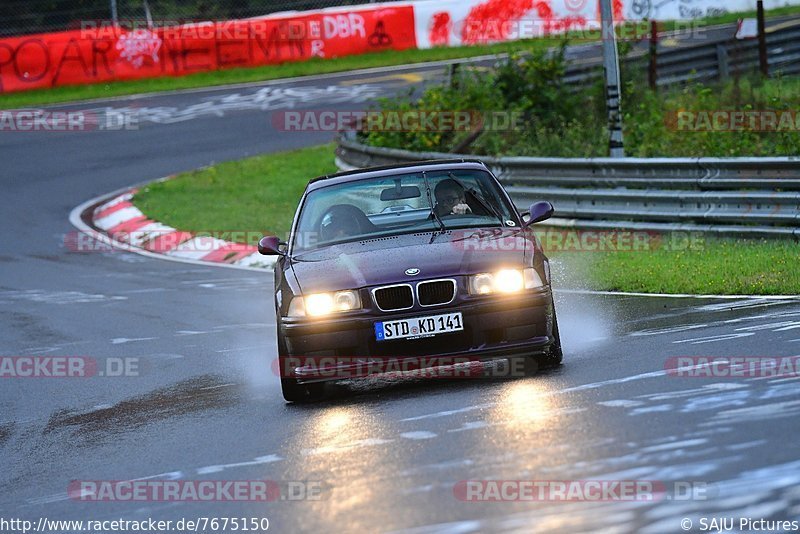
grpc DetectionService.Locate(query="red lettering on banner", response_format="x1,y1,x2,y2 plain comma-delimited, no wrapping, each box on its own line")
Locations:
91,39,114,76
15,39,52,82
52,38,91,86
181,40,213,71
0,44,13,89
252,27,305,61
0,38,52,91
216,39,248,68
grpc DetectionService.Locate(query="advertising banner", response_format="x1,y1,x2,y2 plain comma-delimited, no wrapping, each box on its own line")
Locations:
0,4,416,93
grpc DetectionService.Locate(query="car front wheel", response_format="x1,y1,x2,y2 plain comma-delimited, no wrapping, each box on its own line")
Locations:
535,307,563,369
518,300,563,376
281,377,325,403
277,329,326,402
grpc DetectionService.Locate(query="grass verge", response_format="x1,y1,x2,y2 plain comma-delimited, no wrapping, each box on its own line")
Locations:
133,144,338,240
3,5,800,109
565,240,800,295
132,144,800,295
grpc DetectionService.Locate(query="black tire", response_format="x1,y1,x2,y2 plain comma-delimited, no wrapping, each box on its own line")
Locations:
536,302,563,369
281,377,325,403
516,296,563,376
277,327,326,403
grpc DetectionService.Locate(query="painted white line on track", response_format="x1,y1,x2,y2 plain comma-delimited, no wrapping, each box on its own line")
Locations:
629,324,709,337
672,332,756,344
401,431,438,440
735,321,800,332
195,455,283,475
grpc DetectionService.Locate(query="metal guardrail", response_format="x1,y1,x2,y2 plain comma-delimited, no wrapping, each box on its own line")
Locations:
334,23,800,239
545,21,800,88
336,132,800,239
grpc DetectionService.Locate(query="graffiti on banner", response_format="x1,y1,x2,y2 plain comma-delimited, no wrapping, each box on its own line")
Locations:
116,29,162,68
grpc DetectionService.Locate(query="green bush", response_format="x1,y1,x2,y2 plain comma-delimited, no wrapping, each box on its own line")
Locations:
361,42,800,158
624,76,800,157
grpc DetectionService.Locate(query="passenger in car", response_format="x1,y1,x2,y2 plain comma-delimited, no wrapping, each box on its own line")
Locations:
318,204,375,241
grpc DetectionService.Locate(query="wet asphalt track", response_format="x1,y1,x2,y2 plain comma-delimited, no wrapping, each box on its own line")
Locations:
2,21,800,533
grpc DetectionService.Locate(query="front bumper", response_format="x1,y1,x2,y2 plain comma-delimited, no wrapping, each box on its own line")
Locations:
278,289,555,382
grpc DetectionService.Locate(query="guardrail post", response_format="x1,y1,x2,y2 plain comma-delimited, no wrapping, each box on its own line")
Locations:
447,63,460,90
600,0,625,157
757,0,769,76
716,44,730,81
648,20,658,90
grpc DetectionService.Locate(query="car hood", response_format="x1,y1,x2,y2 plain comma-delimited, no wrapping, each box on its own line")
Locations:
289,229,531,293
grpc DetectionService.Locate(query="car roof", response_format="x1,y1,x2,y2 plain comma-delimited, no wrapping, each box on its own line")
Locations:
306,159,490,192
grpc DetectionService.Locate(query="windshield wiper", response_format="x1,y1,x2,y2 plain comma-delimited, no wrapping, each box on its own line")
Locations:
422,170,447,234
448,173,505,225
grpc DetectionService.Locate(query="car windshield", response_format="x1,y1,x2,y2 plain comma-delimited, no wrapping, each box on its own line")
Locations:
292,169,517,252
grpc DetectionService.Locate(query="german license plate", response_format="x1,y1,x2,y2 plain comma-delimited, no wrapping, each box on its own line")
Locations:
375,312,463,341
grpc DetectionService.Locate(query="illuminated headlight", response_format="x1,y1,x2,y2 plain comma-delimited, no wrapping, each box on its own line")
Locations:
494,269,524,292
468,268,543,295
287,290,362,318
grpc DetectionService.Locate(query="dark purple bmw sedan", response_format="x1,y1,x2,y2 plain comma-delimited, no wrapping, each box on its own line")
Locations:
258,159,562,401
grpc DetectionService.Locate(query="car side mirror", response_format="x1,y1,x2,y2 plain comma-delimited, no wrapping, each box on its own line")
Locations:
526,201,554,226
258,236,283,256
